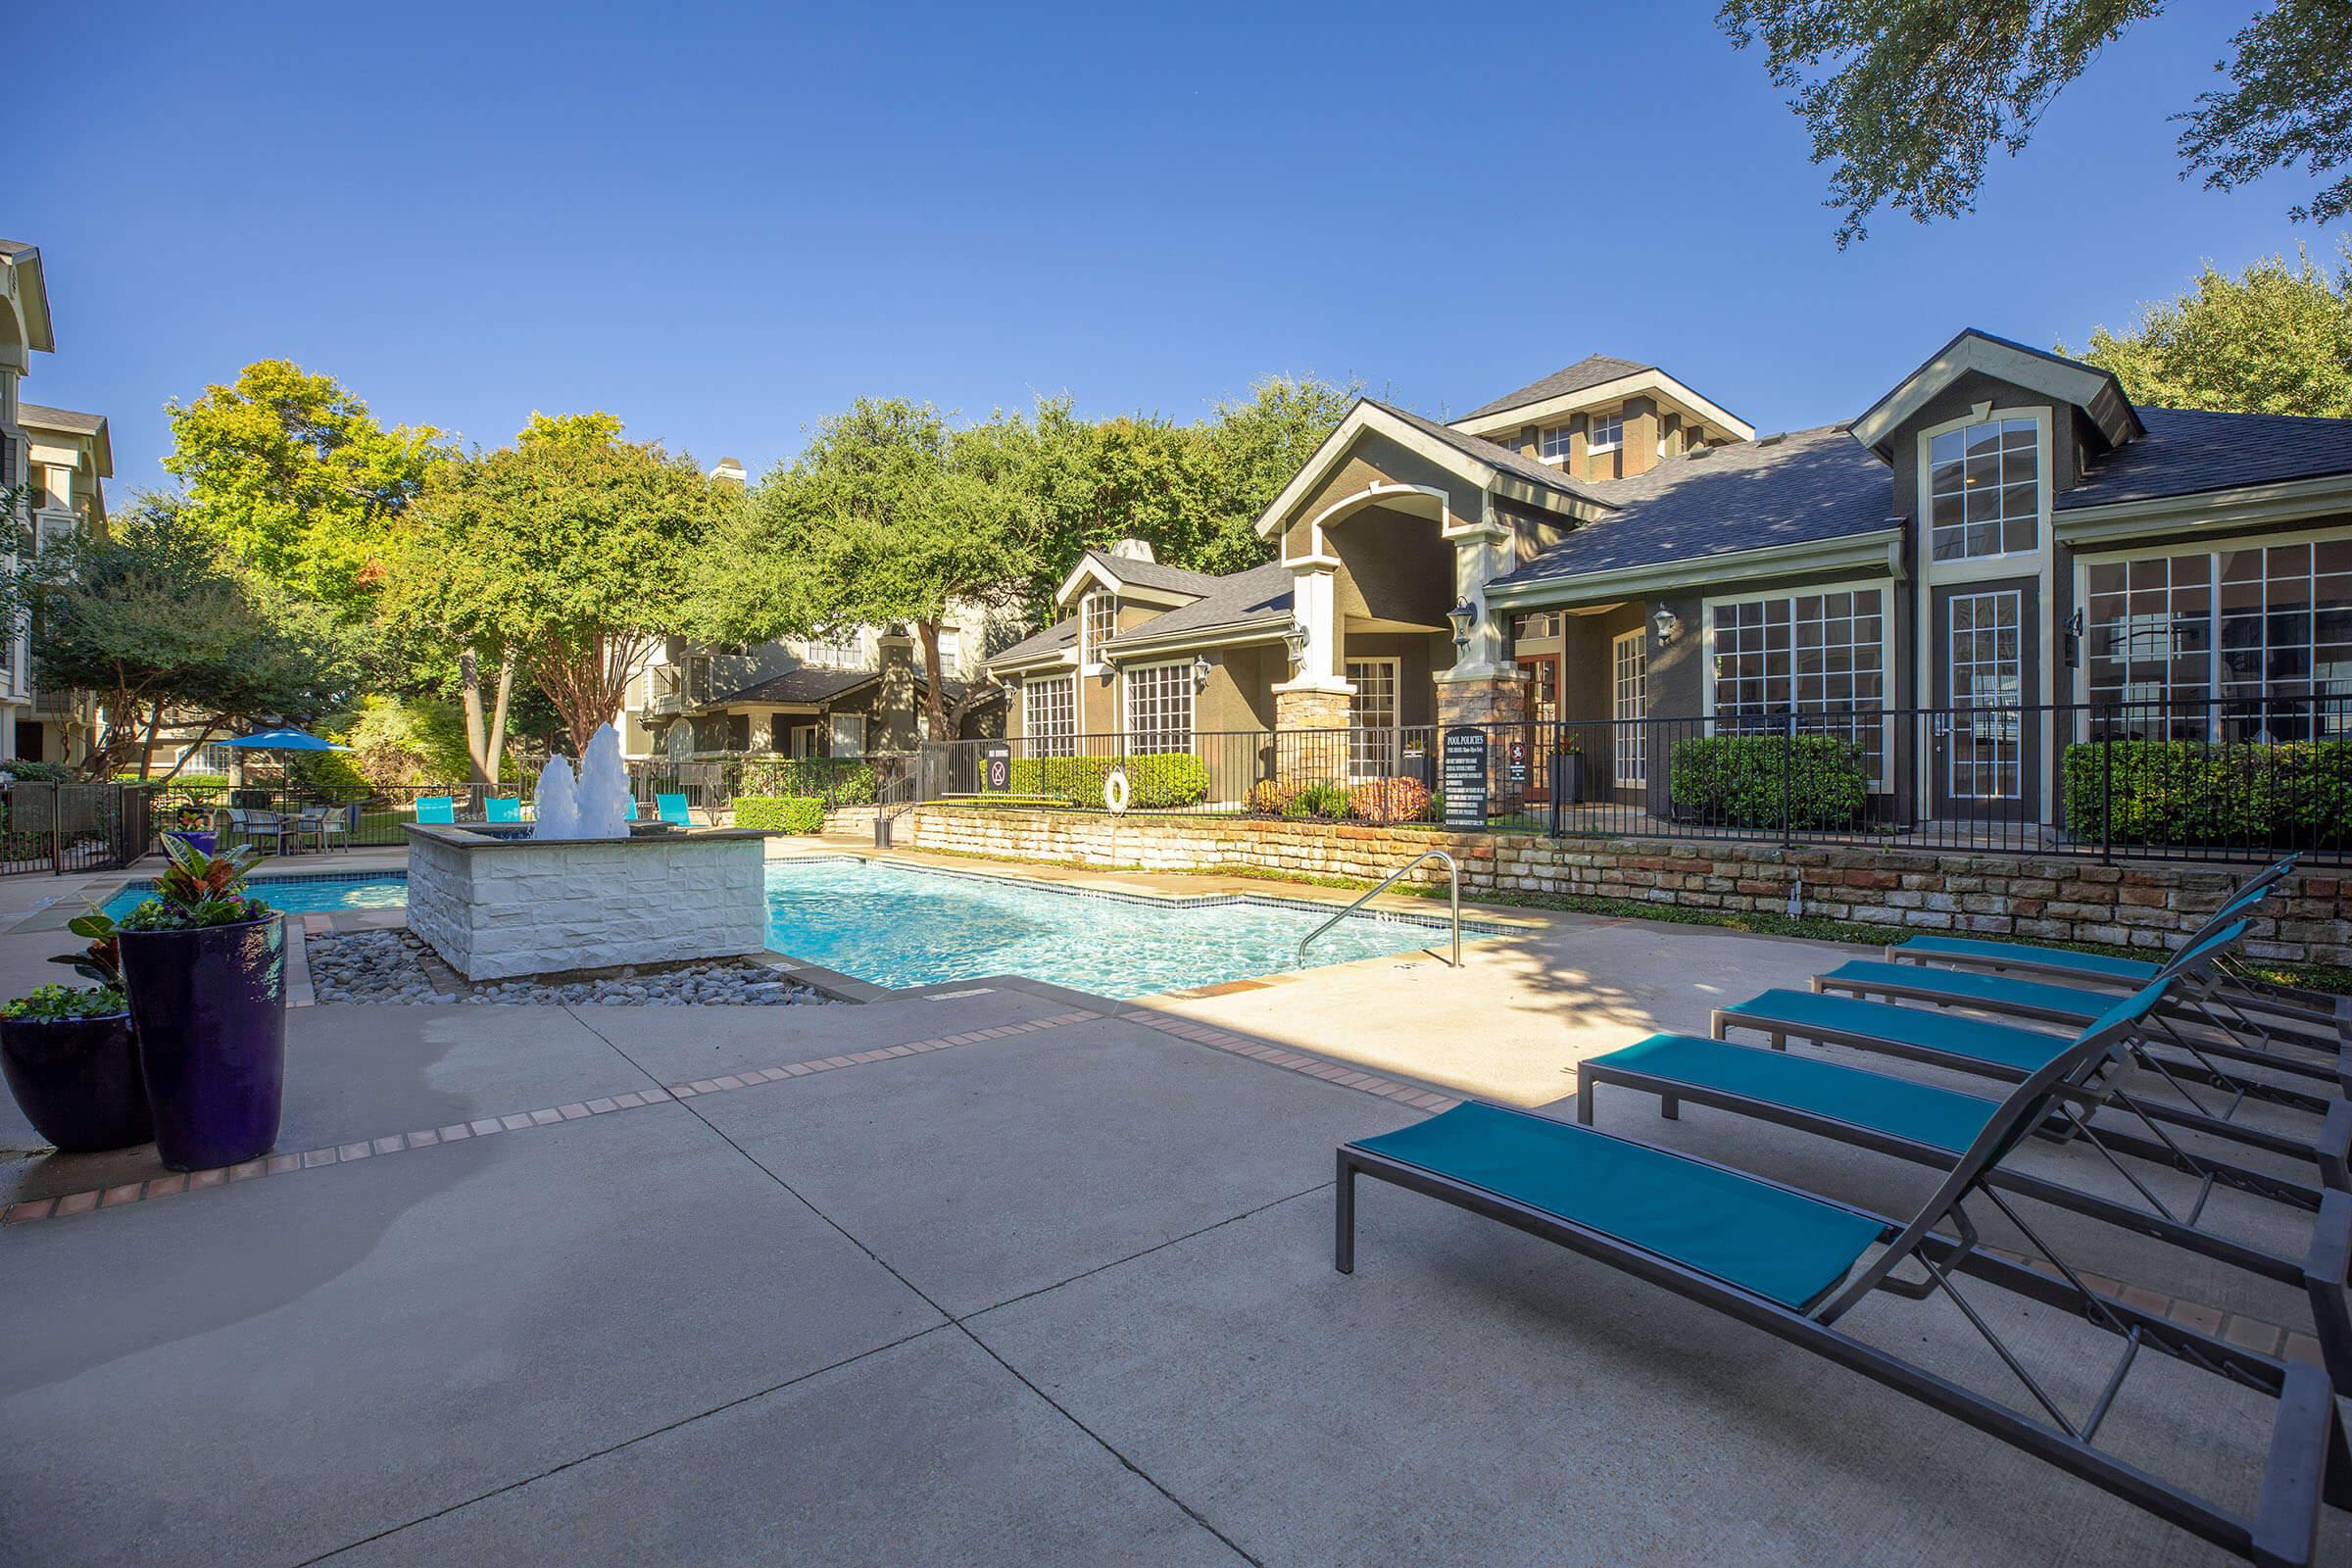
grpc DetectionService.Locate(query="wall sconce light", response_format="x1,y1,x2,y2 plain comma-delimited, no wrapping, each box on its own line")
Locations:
2063,609,2083,670
1651,607,1680,646
1446,599,1478,648
1281,621,1310,668
1192,655,1213,690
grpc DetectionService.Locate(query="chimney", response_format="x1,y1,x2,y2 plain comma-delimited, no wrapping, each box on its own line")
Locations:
710,457,747,486
1108,537,1156,564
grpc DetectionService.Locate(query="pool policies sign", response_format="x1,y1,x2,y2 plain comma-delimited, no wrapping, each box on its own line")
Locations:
1441,727,1487,829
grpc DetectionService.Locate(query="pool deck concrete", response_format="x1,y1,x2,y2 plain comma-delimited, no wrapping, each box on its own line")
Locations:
2,848,2345,1564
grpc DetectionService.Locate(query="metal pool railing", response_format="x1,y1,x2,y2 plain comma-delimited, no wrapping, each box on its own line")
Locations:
1298,848,1461,968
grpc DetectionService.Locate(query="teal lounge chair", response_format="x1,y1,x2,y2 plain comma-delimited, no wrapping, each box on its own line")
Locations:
415,796,455,825
485,797,524,824
624,796,639,822
1716,979,2352,1188
1339,983,2343,1565
1576,995,2352,1392
657,792,693,826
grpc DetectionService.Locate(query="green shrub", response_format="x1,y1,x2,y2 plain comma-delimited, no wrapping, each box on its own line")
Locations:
1282,781,1353,819
3,982,127,1020
1247,777,1305,814
4,760,74,783
1004,753,1210,808
2062,739,2352,848
119,771,228,790
737,757,876,806
733,795,826,833
1669,733,1870,829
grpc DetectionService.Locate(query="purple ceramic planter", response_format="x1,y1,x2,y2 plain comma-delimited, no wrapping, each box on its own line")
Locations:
119,914,286,1171
0,1012,152,1153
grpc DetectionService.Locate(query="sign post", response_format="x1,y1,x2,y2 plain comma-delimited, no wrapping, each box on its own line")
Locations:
1441,727,1488,830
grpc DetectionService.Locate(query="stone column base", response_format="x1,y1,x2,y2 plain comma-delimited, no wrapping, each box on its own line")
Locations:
1274,684,1354,731
1435,673,1528,729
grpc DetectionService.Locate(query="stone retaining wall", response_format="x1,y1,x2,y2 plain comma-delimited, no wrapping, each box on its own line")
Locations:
909,807,2352,965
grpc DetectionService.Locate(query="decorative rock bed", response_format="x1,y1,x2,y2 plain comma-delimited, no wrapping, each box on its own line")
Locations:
307,930,830,1006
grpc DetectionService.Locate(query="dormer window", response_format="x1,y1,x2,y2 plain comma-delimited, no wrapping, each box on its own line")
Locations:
1538,424,1573,463
1929,417,2039,561
1586,414,1623,455
1080,590,1116,667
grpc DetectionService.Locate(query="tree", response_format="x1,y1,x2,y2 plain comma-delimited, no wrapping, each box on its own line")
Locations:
1717,0,2352,246
395,415,731,756
697,399,1042,741
1191,374,1359,574
164,360,446,612
5,497,362,780
2060,242,2352,416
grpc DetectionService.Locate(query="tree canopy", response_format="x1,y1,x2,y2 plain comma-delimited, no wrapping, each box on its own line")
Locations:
392,415,732,755
164,359,447,611
2061,241,2352,416
1718,0,2352,246
7,497,363,779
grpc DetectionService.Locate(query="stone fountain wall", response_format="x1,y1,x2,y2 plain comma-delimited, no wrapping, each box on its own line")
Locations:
406,825,771,981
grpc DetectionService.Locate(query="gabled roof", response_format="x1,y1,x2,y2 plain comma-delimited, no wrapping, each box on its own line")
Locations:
18,402,113,477
1850,328,2142,456
2059,406,2352,510
986,619,1077,668
1098,562,1293,646
0,240,36,257
1054,547,1227,609
0,241,53,353
1368,399,1614,505
1491,424,1894,588
708,662,1000,709
1456,354,1653,421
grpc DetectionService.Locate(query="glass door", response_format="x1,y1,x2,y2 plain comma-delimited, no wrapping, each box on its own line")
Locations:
1346,658,1399,776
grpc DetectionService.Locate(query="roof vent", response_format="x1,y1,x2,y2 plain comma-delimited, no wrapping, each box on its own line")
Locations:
1687,446,1715,461
1756,432,1786,447
1108,538,1157,564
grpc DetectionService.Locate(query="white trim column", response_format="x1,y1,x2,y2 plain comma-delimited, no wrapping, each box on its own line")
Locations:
1272,564,1349,696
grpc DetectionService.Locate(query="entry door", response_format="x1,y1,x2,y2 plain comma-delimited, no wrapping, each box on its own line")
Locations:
1516,654,1559,803
1346,658,1398,776
1932,585,2039,821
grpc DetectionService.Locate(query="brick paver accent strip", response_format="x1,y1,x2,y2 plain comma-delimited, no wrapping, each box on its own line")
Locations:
1,1009,1104,1229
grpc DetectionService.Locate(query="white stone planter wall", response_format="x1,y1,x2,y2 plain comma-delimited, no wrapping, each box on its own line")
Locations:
406,827,771,981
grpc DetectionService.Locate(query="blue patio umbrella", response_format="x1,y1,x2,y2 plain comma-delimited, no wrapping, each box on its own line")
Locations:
220,727,349,752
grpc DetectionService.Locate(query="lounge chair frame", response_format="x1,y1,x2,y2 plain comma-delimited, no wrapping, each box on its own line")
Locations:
1576,1036,2352,1393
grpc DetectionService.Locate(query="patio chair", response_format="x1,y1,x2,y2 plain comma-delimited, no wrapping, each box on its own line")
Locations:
1575,992,2352,1393
485,797,524,824
1338,984,2345,1566
623,796,639,822
288,806,334,855
415,796,455,825
656,792,694,827
313,803,358,854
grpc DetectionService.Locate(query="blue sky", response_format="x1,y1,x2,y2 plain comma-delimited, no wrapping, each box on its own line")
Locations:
22,0,2350,494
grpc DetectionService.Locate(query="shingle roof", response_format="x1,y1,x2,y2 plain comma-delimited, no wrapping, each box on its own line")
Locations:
710,666,881,707
1102,562,1293,643
1456,355,1652,422
988,619,1077,666
1078,548,1225,597
0,240,34,258
1492,424,1894,586
2059,406,2352,509
17,402,105,435
1365,399,1611,506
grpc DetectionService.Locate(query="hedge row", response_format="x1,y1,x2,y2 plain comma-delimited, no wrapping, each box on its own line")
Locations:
1668,734,1871,829
1004,754,1210,808
2062,739,2352,848
735,758,876,807
733,795,826,834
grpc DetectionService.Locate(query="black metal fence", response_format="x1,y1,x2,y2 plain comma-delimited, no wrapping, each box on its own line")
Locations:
0,783,143,875
909,695,2352,865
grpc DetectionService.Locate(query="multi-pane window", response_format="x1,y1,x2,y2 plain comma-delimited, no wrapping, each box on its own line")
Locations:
1346,658,1399,775
1711,588,1887,777
797,633,863,668
1928,417,2038,561
1512,611,1561,641
1539,424,1573,463
1587,413,1623,454
1611,629,1647,785
1024,675,1076,757
1125,662,1194,756
1947,590,2023,799
2084,538,2352,740
1081,591,1116,666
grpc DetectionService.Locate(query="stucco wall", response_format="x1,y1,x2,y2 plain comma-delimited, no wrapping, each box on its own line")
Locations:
909,807,2352,964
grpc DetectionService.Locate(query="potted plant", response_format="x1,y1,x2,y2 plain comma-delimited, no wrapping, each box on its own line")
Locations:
114,838,285,1171
1549,738,1586,806
0,910,150,1152
166,801,218,857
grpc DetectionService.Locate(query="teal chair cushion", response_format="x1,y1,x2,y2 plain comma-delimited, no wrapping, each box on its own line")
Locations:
415,797,455,824
1590,1034,2002,1154
1724,989,2076,1073
485,797,523,823
657,793,690,824
1891,935,2155,983
1353,1102,1885,1310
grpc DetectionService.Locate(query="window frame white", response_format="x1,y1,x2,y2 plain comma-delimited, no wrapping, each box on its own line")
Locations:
1080,591,1117,673
1122,660,1195,757
1586,413,1623,455
1023,674,1077,758
1610,628,1648,786
1344,656,1401,777
1945,587,2025,801
1700,576,1894,786
827,710,866,758
1927,415,2042,564
1537,424,1574,464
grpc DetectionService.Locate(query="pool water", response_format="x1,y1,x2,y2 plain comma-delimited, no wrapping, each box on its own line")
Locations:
763,858,1474,998
100,874,410,920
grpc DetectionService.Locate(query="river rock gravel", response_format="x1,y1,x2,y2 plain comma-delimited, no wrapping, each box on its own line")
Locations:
306,929,829,1005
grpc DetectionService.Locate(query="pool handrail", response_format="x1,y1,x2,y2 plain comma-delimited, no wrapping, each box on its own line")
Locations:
1298,848,1460,969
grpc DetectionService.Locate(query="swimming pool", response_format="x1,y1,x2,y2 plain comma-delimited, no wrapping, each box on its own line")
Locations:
762,858,1490,998
101,872,411,920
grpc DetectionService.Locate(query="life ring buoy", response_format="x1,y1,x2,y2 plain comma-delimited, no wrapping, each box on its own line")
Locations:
1102,768,1131,814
